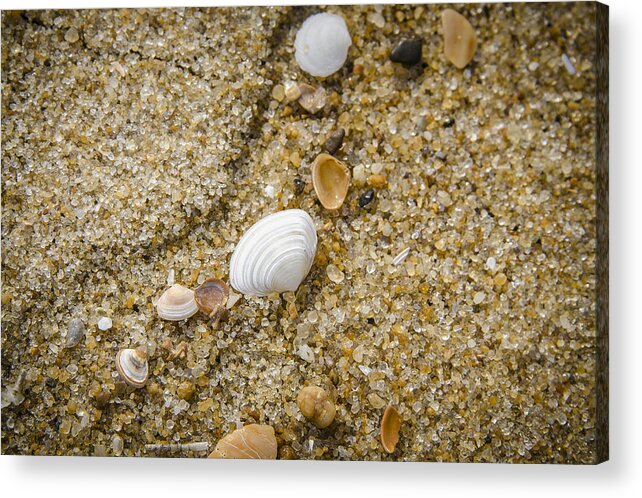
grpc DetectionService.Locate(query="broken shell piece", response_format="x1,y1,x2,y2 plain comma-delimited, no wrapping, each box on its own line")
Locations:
298,83,326,114
380,404,402,453
115,348,149,388
226,290,242,310
208,424,277,459
284,80,301,101
194,278,229,317
297,386,336,428
156,284,198,321
294,12,352,77
311,153,350,210
441,9,477,69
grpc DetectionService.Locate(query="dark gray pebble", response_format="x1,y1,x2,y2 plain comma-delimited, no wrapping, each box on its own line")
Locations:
294,176,305,196
359,189,375,208
324,128,345,155
390,38,423,65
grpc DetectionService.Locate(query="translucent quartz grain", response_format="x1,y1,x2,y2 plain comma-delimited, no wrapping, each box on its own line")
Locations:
326,264,345,284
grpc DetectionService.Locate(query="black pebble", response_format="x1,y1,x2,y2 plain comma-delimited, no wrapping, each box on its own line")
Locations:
485,435,492,444
367,317,375,325
324,128,345,155
390,38,423,65
293,176,305,196
443,117,455,128
45,378,56,388
359,189,375,208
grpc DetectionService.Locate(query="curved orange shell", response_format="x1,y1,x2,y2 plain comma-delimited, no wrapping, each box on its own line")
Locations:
380,405,402,454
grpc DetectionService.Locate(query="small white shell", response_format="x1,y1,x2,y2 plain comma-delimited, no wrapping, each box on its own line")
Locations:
229,210,317,297
156,284,198,321
294,13,352,77
116,348,149,388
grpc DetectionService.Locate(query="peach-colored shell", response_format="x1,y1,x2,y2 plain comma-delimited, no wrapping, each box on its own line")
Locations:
380,405,402,453
208,424,277,459
194,278,229,317
311,153,350,210
441,9,477,69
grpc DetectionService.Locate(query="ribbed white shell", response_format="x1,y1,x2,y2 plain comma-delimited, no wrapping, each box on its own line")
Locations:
294,13,352,78
156,284,199,321
230,210,317,297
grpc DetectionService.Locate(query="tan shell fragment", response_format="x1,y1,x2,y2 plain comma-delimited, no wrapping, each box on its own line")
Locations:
194,278,229,317
298,83,327,114
311,153,350,210
208,424,277,459
380,404,402,453
297,386,336,428
441,9,477,69
156,284,198,321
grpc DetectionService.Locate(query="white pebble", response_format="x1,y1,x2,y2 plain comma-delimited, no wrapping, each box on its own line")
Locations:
167,268,175,286
486,257,497,270
264,185,275,198
473,292,485,304
367,12,385,28
97,316,112,331
297,344,315,363
392,247,410,266
561,54,576,75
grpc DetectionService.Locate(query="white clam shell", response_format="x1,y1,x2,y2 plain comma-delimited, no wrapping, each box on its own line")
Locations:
156,284,198,321
294,13,352,77
229,209,317,297
116,348,149,388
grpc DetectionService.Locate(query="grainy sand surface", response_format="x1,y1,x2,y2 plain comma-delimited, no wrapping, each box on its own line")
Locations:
2,3,598,462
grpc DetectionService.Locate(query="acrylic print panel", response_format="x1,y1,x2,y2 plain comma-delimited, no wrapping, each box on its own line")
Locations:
1,2,608,463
